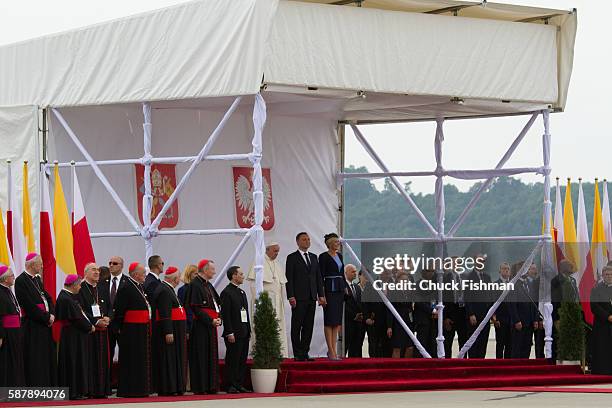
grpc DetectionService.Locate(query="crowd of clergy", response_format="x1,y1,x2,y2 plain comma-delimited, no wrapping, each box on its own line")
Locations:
0,231,611,400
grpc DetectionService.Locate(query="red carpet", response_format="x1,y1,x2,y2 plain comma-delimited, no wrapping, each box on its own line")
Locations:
279,358,612,393
4,359,611,406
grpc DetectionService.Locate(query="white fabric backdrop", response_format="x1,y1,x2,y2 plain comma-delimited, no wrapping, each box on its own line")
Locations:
0,106,39,233
266,1,559,104
47,97,339,357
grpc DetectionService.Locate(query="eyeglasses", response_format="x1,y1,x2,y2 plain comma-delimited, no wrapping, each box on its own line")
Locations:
109,262,120,266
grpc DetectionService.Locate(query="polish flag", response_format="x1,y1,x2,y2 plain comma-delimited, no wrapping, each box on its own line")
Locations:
71,167,95,277
40,168,57,298
7,162,27,276
576,180,594,325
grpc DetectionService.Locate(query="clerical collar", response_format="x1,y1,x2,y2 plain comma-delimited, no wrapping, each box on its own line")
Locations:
0,282,11,289
231,282,240,288
128,276,141,286
162,280,174,289
62,288,76,295
25,271,37,279
85,279,97,287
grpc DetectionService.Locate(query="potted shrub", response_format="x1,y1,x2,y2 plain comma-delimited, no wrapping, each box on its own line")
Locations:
250,291,283,393
557,300,584,365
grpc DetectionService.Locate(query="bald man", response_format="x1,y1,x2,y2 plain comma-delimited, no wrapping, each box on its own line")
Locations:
112,262,152,397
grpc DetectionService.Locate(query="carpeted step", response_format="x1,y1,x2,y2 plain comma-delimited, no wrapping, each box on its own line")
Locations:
280,358,549,371
286,374,612,394
286,364,582,383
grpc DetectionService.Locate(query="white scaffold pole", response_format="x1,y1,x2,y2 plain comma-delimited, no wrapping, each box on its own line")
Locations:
433,118,446,358
250,93,267,297
142,103,154,261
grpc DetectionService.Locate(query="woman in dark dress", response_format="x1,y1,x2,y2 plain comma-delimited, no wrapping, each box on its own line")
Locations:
386,270,415,358
319,233,346,360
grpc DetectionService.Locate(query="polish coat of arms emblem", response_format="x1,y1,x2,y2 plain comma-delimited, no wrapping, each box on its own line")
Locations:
232,167,274,230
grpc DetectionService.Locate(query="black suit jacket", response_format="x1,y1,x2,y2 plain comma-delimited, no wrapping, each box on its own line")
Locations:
464,270,493,320
414,279,436,326
144,273,161,302
493,278,512,324
508,278,538,326
98,274,127,319
551,273,579,321
285,250,324,301
220,283,251,339
344,283,363,323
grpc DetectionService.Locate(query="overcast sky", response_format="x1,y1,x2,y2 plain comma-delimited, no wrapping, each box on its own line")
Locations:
0,0,605,194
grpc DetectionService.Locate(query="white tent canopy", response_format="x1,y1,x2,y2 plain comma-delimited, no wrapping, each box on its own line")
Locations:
0,0,576,358
0,0,575,114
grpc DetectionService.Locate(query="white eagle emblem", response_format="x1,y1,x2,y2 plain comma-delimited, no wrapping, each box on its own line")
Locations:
234,174,272,225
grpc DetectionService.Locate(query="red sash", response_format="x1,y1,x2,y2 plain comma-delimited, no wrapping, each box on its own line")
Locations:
1,314,21,328
155,307,186,321
124,310,151,324
21,303,46,317
194,307,219,320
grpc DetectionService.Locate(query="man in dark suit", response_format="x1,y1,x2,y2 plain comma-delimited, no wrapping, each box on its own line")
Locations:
508,262,539,358
443,257,468,358
465,255,493,358
285,232,325,361
492,262,512,358
220,266,252,393
343,264,364,357
98,256,127,363
527,263,545,358
144,255,164,301
414,268,438,358
551,259,580,360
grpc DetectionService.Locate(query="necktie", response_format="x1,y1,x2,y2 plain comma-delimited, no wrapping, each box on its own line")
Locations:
110,277,118,305
304,252,311,268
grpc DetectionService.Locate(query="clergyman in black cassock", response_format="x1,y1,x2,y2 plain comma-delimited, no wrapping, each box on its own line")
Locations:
590,267,612,375
153,266,187,396
186,259,222,394
220,266,252,393
0,265,25,387
78,263,111,398
56,275,95,400
14,253,57,386
112,262,152,397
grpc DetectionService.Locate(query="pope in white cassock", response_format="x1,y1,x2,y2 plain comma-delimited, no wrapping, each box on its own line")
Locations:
247,242,289,357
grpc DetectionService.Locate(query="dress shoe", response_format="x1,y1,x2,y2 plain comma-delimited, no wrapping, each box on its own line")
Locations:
227,386,241,394
238,386,253,393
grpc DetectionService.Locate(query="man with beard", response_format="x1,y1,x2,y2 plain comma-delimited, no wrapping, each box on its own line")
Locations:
0,265,24,386
112,262,152,397
78,263,111,398
153,266,187,396
56,275,95,400
186,259,222,394
14,253,57,386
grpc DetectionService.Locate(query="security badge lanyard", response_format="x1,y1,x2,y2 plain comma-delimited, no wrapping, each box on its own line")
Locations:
86,283,102,318
240,288,248,323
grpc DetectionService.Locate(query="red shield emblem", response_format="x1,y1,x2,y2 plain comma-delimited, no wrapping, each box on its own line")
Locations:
135,164,179,229
233,167,274,230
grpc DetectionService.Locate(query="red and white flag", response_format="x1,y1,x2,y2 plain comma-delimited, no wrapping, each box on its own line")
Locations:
40,168,57,298
602,180,612,260
71,167,95,277
7,163,27,276
553,178,565,267
576,180,594,325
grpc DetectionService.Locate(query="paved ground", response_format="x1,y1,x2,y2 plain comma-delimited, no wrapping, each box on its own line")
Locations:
43,389,612,408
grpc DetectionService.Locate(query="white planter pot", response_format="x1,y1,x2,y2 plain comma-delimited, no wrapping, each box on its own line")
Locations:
251,368,278,393
557,360,581,365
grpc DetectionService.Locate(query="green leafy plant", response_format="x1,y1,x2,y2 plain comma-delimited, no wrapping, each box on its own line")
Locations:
251,291,283,370
558,300,584,361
